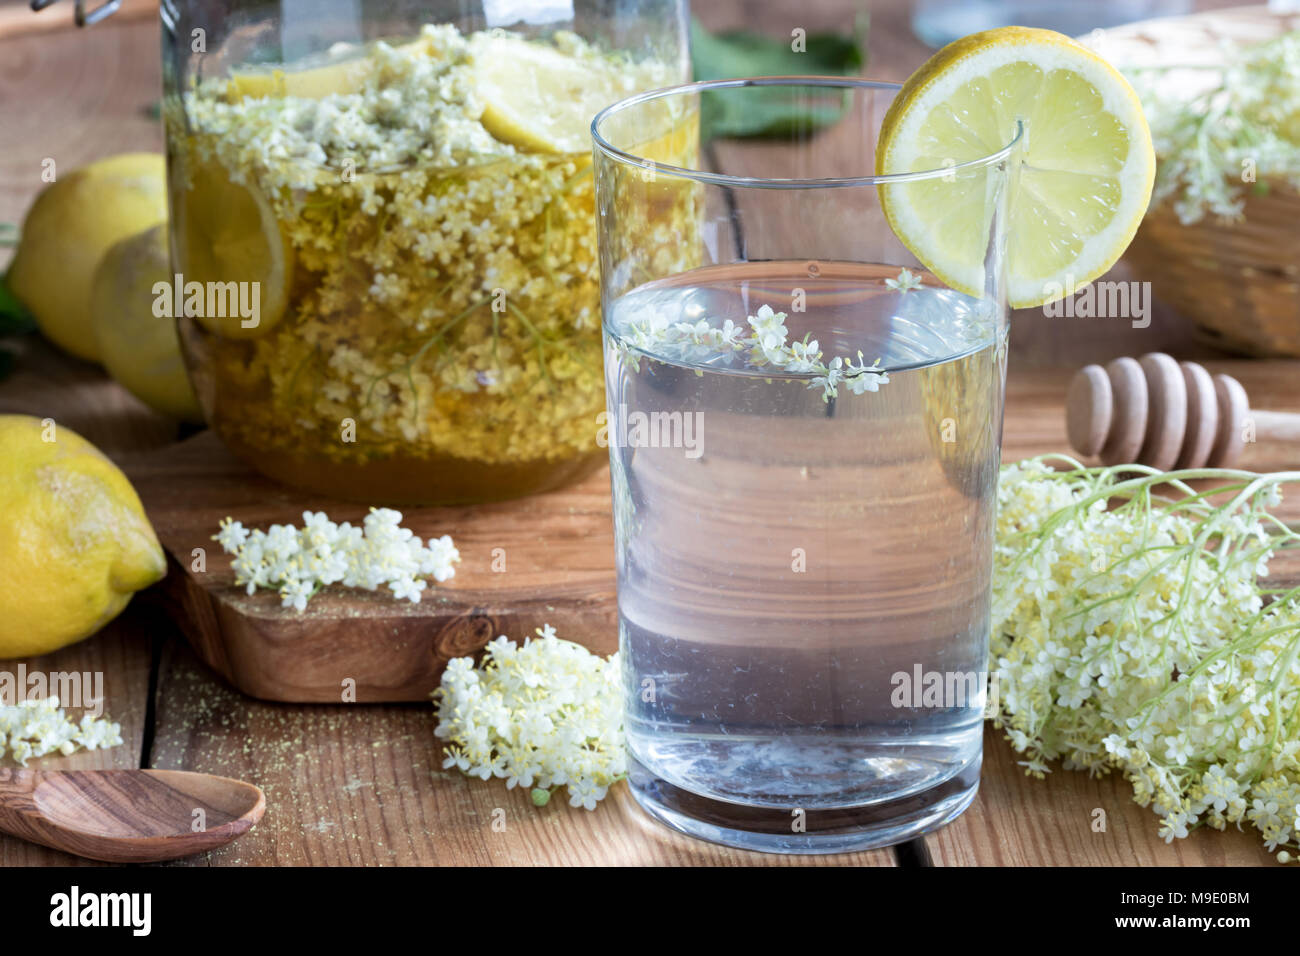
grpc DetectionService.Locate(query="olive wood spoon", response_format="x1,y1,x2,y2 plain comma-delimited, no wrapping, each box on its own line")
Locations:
1066,353,1300,470
0,768,265,862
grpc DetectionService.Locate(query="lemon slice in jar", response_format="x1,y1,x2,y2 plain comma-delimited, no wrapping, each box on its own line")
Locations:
172,159,293,339
225,36,434,102
471,34,631,154
227,61,371,102
876,27,1155,309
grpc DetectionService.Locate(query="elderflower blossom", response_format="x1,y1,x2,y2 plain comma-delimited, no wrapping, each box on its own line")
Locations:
214,509,459,611
885,267,924,292
612,303,889,401
991,457,1300,861
433,624,624,810
0,698,123,767
1123,30,1300,225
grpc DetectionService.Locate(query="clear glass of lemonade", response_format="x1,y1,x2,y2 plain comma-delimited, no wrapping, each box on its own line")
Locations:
592,78,1020,852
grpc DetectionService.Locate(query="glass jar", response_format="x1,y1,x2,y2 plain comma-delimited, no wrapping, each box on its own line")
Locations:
160,0,689,504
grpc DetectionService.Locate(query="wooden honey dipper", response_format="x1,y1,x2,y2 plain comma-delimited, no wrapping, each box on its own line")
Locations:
1066,353,1300,470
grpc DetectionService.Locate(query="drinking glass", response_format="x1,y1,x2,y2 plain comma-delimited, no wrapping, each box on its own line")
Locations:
592,78,1020,853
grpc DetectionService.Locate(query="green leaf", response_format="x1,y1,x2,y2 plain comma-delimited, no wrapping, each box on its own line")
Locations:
0,274,36,336
0,348,13,382
689,17,866,139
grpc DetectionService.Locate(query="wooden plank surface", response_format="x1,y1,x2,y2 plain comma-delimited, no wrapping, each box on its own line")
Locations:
929,724,1280,866
0,10,162,235
0,0,1289,868
147,638,896,866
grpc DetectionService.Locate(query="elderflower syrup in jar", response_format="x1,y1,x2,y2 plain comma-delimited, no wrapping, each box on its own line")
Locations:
160,1,689,503
594,80,1018,853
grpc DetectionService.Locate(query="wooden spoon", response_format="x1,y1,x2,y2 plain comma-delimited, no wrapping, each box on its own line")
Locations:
0,768,265,863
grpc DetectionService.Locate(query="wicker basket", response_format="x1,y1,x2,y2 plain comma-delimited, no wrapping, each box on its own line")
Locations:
1086,5,1300,358
1124,184,1300,358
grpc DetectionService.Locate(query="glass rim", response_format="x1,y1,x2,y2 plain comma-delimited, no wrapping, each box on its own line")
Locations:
591,76,1025,189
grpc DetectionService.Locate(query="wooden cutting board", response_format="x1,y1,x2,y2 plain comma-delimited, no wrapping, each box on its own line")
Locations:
122,432,618,703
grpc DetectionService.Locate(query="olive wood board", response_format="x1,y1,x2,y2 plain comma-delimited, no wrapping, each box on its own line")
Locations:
122,431,617,703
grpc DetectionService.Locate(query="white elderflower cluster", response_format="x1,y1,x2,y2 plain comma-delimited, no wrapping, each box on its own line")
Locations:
1125,31,1300,225
0,698,123,767
884,267,925,293
434,625,624,810
991,457,1300,861
214,509,459,611
614,303,889,401
185,25,508,175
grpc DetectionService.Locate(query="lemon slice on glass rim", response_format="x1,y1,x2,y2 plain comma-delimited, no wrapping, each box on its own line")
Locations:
876,26,1155,309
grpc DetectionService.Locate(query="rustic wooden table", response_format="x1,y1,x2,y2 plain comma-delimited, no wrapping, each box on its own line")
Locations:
0,0,1291,866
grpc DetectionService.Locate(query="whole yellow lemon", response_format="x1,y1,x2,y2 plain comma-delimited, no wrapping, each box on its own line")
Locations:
7,153,168,363
0,415,167,659
92,224,204,423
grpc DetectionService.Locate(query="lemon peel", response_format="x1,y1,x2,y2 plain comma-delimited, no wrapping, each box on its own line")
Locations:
0,415,166,658
91,224,203,422
7,153,168,362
